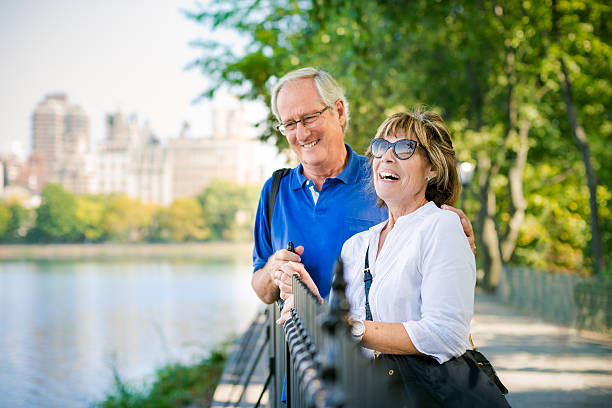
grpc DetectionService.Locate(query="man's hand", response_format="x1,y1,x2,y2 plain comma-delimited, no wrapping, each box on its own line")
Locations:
277,261,323,302
251,246,304,304
275,266,323,325
441,205,476,254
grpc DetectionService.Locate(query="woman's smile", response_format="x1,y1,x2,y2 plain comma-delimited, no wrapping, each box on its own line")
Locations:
378,170,400,181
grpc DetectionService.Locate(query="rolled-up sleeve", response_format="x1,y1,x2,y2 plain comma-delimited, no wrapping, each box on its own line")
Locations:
402,212,476,363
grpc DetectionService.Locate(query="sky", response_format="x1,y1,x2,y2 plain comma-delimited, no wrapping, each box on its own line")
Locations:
0,0,265,157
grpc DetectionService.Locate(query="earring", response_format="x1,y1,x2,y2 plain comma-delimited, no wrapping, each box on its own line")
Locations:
426,175,431,182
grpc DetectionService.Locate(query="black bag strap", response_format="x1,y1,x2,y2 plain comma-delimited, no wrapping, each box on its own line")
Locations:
364,245,373,321
267,168,291,232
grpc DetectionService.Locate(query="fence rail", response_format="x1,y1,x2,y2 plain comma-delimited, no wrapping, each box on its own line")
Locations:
213,263,611,407
266,260,395,407
497,266,611,334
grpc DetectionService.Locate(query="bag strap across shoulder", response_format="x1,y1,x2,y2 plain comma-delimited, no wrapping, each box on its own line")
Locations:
364,245,373,321
267,168,291,232
469,334,476,350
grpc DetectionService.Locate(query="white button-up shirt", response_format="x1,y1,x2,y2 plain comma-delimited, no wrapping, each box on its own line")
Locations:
341,201,476,363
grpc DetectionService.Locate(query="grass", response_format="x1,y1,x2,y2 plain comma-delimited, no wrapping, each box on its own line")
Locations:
97,347,227,408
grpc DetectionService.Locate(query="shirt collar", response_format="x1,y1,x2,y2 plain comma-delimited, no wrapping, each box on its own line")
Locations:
290,144,361,190
369,219,388,233
369,201,434,232
394,201,435,226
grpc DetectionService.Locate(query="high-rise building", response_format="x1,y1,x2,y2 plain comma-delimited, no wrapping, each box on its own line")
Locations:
63,104,90,155
31,94,93,194
31,94,65,172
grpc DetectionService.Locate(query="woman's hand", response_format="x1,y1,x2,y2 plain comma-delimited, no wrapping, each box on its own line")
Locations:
276,295,294,325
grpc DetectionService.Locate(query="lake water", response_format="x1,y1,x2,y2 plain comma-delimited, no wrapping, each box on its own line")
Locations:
0,260,261,408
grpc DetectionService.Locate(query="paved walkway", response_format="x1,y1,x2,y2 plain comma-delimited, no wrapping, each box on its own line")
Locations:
471,292,612,407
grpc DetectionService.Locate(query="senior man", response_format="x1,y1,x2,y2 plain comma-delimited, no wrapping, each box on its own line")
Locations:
251,67,474,304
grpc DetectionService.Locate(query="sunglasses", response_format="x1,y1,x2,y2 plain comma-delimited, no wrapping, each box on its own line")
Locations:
369,138,419,160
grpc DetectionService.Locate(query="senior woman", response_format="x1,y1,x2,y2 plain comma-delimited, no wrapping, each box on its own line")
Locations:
279,110,509,407
343,109,473,361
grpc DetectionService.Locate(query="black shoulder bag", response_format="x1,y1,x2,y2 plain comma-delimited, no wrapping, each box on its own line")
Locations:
364,246,510,408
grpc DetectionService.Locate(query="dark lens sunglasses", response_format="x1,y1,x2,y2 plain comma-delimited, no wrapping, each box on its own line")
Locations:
369,138,419,160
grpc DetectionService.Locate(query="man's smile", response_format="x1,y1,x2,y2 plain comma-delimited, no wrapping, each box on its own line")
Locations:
301,139,319,148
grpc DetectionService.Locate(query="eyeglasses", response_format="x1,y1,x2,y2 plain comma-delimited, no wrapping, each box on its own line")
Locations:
276,106,330,135
369,138,419,160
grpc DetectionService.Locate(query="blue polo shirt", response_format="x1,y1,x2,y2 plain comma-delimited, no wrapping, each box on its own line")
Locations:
253,144,387,299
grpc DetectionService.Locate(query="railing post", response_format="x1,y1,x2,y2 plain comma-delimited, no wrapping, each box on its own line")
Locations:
272,301,287,408
267,303,280,408
316,259,349,407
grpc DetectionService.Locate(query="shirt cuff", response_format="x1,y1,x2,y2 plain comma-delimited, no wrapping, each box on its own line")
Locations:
253,261,266,273
402,321,456,364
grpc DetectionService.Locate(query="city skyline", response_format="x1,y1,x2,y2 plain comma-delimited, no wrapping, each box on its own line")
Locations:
0,0,264,157
0,91,283,206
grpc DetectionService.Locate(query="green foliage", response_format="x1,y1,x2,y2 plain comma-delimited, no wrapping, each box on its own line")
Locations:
152,197,210,242
98,195,158,242
75,195,106,242
517,170,592,271
186,0,611,275
0,180,259,244
197,179,260,241
0,204,10,239
98,348,227,408
27,184,83,242
0,201,32,242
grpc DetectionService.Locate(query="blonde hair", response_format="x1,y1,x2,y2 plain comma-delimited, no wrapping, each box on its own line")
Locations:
271,67,350,130
371,109,460,207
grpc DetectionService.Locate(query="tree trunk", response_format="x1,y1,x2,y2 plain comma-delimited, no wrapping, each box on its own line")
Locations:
483,185,504,291
502,118,529,261
472,37,513,291
552,0,604,275
475,30,529,291
476,152,503,292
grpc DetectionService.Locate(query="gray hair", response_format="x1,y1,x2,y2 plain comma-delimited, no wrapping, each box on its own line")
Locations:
270,67,350,130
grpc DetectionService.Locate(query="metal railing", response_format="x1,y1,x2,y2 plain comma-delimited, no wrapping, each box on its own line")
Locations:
266,260,395,407
497,265,611,333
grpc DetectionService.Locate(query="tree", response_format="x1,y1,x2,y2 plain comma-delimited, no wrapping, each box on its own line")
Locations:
186,0,611,282
3,202,34,242
75,195,106,242
0,204,10,241
197,179,259,241
0,200,35,242
99,194,157,242
152,197,210,242
548,0,608,275
28,184,82,242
